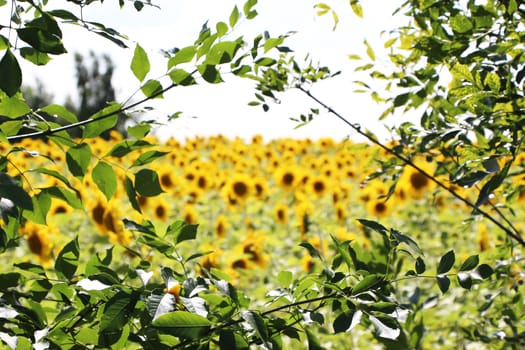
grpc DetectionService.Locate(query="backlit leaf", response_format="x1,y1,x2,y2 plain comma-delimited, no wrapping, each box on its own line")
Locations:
82,102,121,138
66,143,91,179
92,161,117,201
131,43,150,82
168,46,196,68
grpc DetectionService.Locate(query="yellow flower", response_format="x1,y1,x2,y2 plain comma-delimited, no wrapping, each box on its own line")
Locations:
308,175,330,198
20,221,56,267
366,198,391,218
182,204,199,224
274,166,301,190
398,159,436,199
152,197,170,221
224,173,252,203
477,223,490,252
232,231,269,269
214,214,229,238
274,203,289,224
333,202,347,224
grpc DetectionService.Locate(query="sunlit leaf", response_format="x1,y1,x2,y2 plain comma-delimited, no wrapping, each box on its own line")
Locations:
92,161,117,201
82,102,121,138
152,311,212,339
131,43,150,82
168,46,196,68
66,143,91,179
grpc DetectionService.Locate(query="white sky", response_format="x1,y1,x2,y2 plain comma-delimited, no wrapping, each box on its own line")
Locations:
21,0,408,142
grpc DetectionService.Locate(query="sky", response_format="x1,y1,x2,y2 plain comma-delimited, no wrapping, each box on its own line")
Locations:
22,0,408,142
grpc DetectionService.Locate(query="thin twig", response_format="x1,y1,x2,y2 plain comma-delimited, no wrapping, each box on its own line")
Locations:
298,86,525,247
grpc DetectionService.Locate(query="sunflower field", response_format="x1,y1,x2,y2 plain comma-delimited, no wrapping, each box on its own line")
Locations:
1,130,524,349
1,0,525,349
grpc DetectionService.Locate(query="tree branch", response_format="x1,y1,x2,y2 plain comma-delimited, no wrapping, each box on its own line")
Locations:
298,86,525,247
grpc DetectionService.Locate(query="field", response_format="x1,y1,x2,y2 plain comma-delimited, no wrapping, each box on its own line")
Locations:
1,133,524,348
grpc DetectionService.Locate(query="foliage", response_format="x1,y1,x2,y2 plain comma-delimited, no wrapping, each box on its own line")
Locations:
0,0,523,349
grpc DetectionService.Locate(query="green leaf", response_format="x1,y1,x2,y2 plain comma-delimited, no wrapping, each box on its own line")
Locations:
243,0,258,19
436,275,450,294
131,43,150,82
54,237,80,280
450,14,473,33
127,123,150,139
66,143,91,179
350,1,363,18
364,40,375,61
124,176,141,213
0,173,33,210
255,57,277,67
475,264,493,279
42,186,82,210
166,220,199,244
390,229,423,256
152,311,212,339
20,47,51,66
241,311,270,345
167,46,196,68
39,104,78,123
352,274,383,295
92,161,117,201
415,256,426,274
451,63,474,83
219,330,249,350
437,250,455,274
216,22,228,37
305,327,325,350
484,72,500,93
277,270,292,287
134,169,164,197
229,5,240,28
131,150,169,167
0,94,31,117
169,68,196,86
100,291,134,332
206,41,241,65
23,192,50,225
459,255,479,271
106,139,153,158
357,219,388,236
198,64,223,83
457,273,472,289
141,79,163,98
83,102,121,138
17,27,67,54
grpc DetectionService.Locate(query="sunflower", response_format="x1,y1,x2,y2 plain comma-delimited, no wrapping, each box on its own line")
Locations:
182,204,199,224
252,176,269,200
333,202,347,224
214,214,229,238
308,175,330,198
233,230,269,269
158,166,178,192
224,173,252,204
199,243,222,272
398,159,436,199
152,197,170,221
48,198,73,218
20,221,55,267
366,198,391,218
275,166,301,190
476,223,490,252
273,203,289,224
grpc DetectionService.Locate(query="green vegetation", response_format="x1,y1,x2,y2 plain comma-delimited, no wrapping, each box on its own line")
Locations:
0,0,523,349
